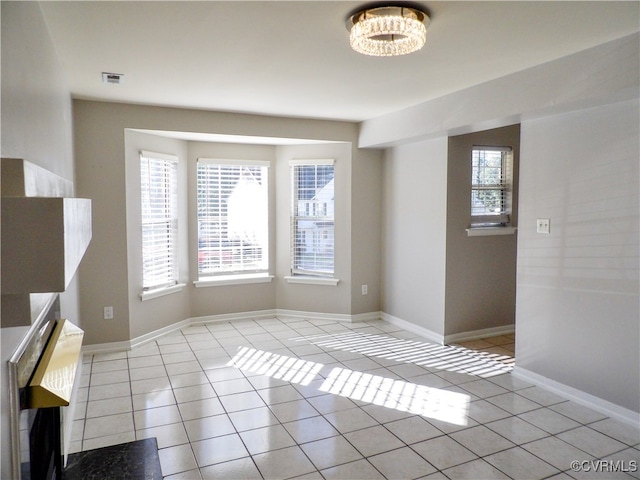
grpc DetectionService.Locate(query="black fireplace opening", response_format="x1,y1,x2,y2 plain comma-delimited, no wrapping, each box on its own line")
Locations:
21,406,63,480
15,297,64,480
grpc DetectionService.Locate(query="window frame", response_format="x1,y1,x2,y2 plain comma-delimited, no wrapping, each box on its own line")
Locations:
195,158,270,283
469,146,514,233
289,159,336,280
139,150,180,293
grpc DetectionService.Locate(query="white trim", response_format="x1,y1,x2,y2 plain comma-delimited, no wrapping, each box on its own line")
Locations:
80,309,383,356
466,227,517,237
189,309,278,326
444,324,515,344
285,276,340,286
194,274,274,287
351,311,383,323
140,150,178,162
140,283,186,301
82,339,132,356
289,158,335,166
131,317,192,349
276,309,353,323
512,366,640,428
380,312,444,345
197,158,271,167
472,145,513,152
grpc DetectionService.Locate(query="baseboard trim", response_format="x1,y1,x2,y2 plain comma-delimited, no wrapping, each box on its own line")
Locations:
189,309,278,326
512,366,640,428
379,312,444,345
444,324,515,344
82,339,133,355
82,309,383,356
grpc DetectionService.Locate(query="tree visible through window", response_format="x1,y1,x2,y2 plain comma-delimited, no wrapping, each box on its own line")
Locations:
290,160,335,277
471,147,512,227
197,159,269,278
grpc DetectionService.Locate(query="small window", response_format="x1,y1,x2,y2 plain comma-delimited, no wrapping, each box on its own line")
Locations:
197,159,269,278
140,151,179,290
470,147,513,227
290,160,335,277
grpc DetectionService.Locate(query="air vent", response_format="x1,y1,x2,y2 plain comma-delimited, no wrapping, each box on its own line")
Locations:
102,72,125,85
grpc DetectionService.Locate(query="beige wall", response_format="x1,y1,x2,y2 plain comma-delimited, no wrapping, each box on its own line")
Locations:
124,130,191,339
274,143,358,315
187,141,278,318
73,100,382,345
350,146,383,315
445,125,520,335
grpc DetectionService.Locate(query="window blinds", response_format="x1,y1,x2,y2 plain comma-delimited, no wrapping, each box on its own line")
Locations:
290,160,335,277
471,147,512,226
197,159,269,277
140,151,178,290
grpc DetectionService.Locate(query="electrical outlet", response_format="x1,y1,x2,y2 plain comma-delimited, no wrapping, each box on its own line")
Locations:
103,306,114,320
361,284,368,295
536,218,550,234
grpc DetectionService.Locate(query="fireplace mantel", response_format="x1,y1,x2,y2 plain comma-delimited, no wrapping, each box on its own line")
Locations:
1,159,92,327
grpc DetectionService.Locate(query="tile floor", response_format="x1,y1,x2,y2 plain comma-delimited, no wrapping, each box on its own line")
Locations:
71,318,639,479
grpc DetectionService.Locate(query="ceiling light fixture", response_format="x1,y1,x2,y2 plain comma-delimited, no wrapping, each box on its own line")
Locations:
347,5,430,57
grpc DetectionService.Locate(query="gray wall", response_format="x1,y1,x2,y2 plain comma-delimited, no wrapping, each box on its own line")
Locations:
516,100,639,413
381,138,449,336
0,1,80,327
1,3,75,478
445,125,520,336
374,34,638,414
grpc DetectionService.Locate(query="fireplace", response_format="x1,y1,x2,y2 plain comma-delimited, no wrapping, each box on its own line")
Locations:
10,295,84,480
3,158,91,480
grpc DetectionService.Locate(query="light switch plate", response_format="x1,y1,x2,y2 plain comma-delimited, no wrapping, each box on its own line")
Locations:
536,218,550,234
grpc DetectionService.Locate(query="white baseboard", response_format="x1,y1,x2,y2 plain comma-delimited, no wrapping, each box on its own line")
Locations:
351,311,383,323
444,324,515,344
189,309,278,326
276,309,353,323
82,309,383,356
512,366,640,428
379,312,444,345
82,339,133,355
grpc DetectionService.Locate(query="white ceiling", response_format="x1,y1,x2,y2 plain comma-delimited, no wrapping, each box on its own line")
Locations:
40,1,639,123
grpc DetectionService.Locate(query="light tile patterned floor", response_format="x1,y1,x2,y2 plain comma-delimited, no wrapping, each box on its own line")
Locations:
71,318,639,479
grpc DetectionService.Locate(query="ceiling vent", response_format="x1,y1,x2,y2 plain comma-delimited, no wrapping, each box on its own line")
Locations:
102,72,125,85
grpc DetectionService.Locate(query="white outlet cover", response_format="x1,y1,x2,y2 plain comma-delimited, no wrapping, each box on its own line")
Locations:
537,218,550,234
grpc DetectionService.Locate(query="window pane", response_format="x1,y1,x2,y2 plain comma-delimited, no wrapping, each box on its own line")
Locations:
197,162,268,277
291,163,335,276
140,154,178,290
471,149,512,226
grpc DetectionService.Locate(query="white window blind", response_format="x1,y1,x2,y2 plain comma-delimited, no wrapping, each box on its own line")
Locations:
197,159,269,278
140,151,178,290
471,147,513,227
290,160,335,277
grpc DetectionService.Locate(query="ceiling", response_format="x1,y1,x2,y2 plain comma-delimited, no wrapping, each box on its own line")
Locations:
40,1,639,123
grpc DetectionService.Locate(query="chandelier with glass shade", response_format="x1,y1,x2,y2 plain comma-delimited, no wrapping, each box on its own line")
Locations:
347,5,430,57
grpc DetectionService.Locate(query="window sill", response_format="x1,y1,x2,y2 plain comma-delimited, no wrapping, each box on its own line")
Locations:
194,274,274,288
466,226,517,237
284,276,340,286
140,283,186,301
